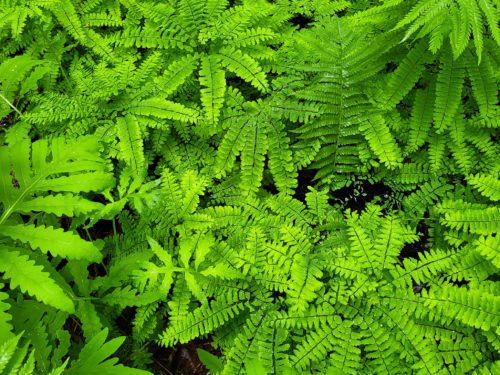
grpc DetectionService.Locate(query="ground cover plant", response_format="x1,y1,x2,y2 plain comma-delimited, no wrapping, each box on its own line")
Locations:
0,0,499,374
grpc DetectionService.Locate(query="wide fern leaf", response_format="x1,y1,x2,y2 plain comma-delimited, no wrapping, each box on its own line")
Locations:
0,248,74,313
0,224,102,262
64,328,151,375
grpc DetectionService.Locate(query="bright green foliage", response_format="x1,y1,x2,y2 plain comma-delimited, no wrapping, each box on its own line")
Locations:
0,330,149,375
1,0,499,374
64,329,151,375
0,130,113,314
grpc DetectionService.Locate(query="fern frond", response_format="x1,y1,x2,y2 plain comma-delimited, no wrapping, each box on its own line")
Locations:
266,121,297,194
267,194,312,228
305,187,329,223
380,40,430,109
433,50,465,133
405,86,434,154
359,115,403,169
64,328,151,375
159,295,247,346
438,200,500,235
150,55,199,98
0,224,102,262
422,287,500,332
117,115,146,181
0,286,13,341
218,47,269,92
465,51,498,121
427,133,448,173
0,334,37,374
222,309,289,375
240,123,267,196
16,194,103,216
287,256,323,313
478,0,500,45
290,317,348,371
199,55,226,128
467,173,500,201
129,98,199,123
0,247,74,313
474,236,500,268
215,116,251,178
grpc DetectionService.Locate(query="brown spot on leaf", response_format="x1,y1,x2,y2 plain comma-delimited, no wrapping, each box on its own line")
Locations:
10,170,19,188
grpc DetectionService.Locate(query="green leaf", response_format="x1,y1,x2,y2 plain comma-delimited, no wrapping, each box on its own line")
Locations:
245,359,267,375
0,287,13,341
359,116,403,169
433,52,465,133
0,135,113,224
218,47,269,92
199,55,226,127
0,334,22,373
0,224,102,262
380,40,430,109
0,248,75,312
16,194,103,216
152,55,199,97
197,348,224,373
240,123,267,196
116,115,146,181
129,98,199,123
467,173,500,201
65,328,152,375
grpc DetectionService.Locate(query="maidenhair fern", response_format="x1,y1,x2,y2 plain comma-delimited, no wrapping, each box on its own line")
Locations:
1,0,499,374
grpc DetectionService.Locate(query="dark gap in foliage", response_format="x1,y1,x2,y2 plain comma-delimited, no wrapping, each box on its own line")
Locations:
87,262,107,279
226,75,262,101
272,290,287,300
385,62,398,73
149,339,219,375
415,78,427,90
90,193,110,204
289,14,314,29
88,219,120,239
487,273,500,282
199,190,213,208
60,216,72,231
64,316,84,345
20,213,30,223
448,278,469,287
0,112,15,129
336,8,349,17
329,181,393,212
293,168,317,202
412,282,428,294
116,306,136,336
148,155,162,177
400,219,430,261
55,259,68,272
87,254,110,279
264,183,279,195
263,160,279,195
396,98,412,115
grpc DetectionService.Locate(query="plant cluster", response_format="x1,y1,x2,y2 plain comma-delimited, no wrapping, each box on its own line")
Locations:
0,0,499,374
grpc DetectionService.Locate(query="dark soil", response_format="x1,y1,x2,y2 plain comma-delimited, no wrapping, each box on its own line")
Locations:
150,340,219,375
